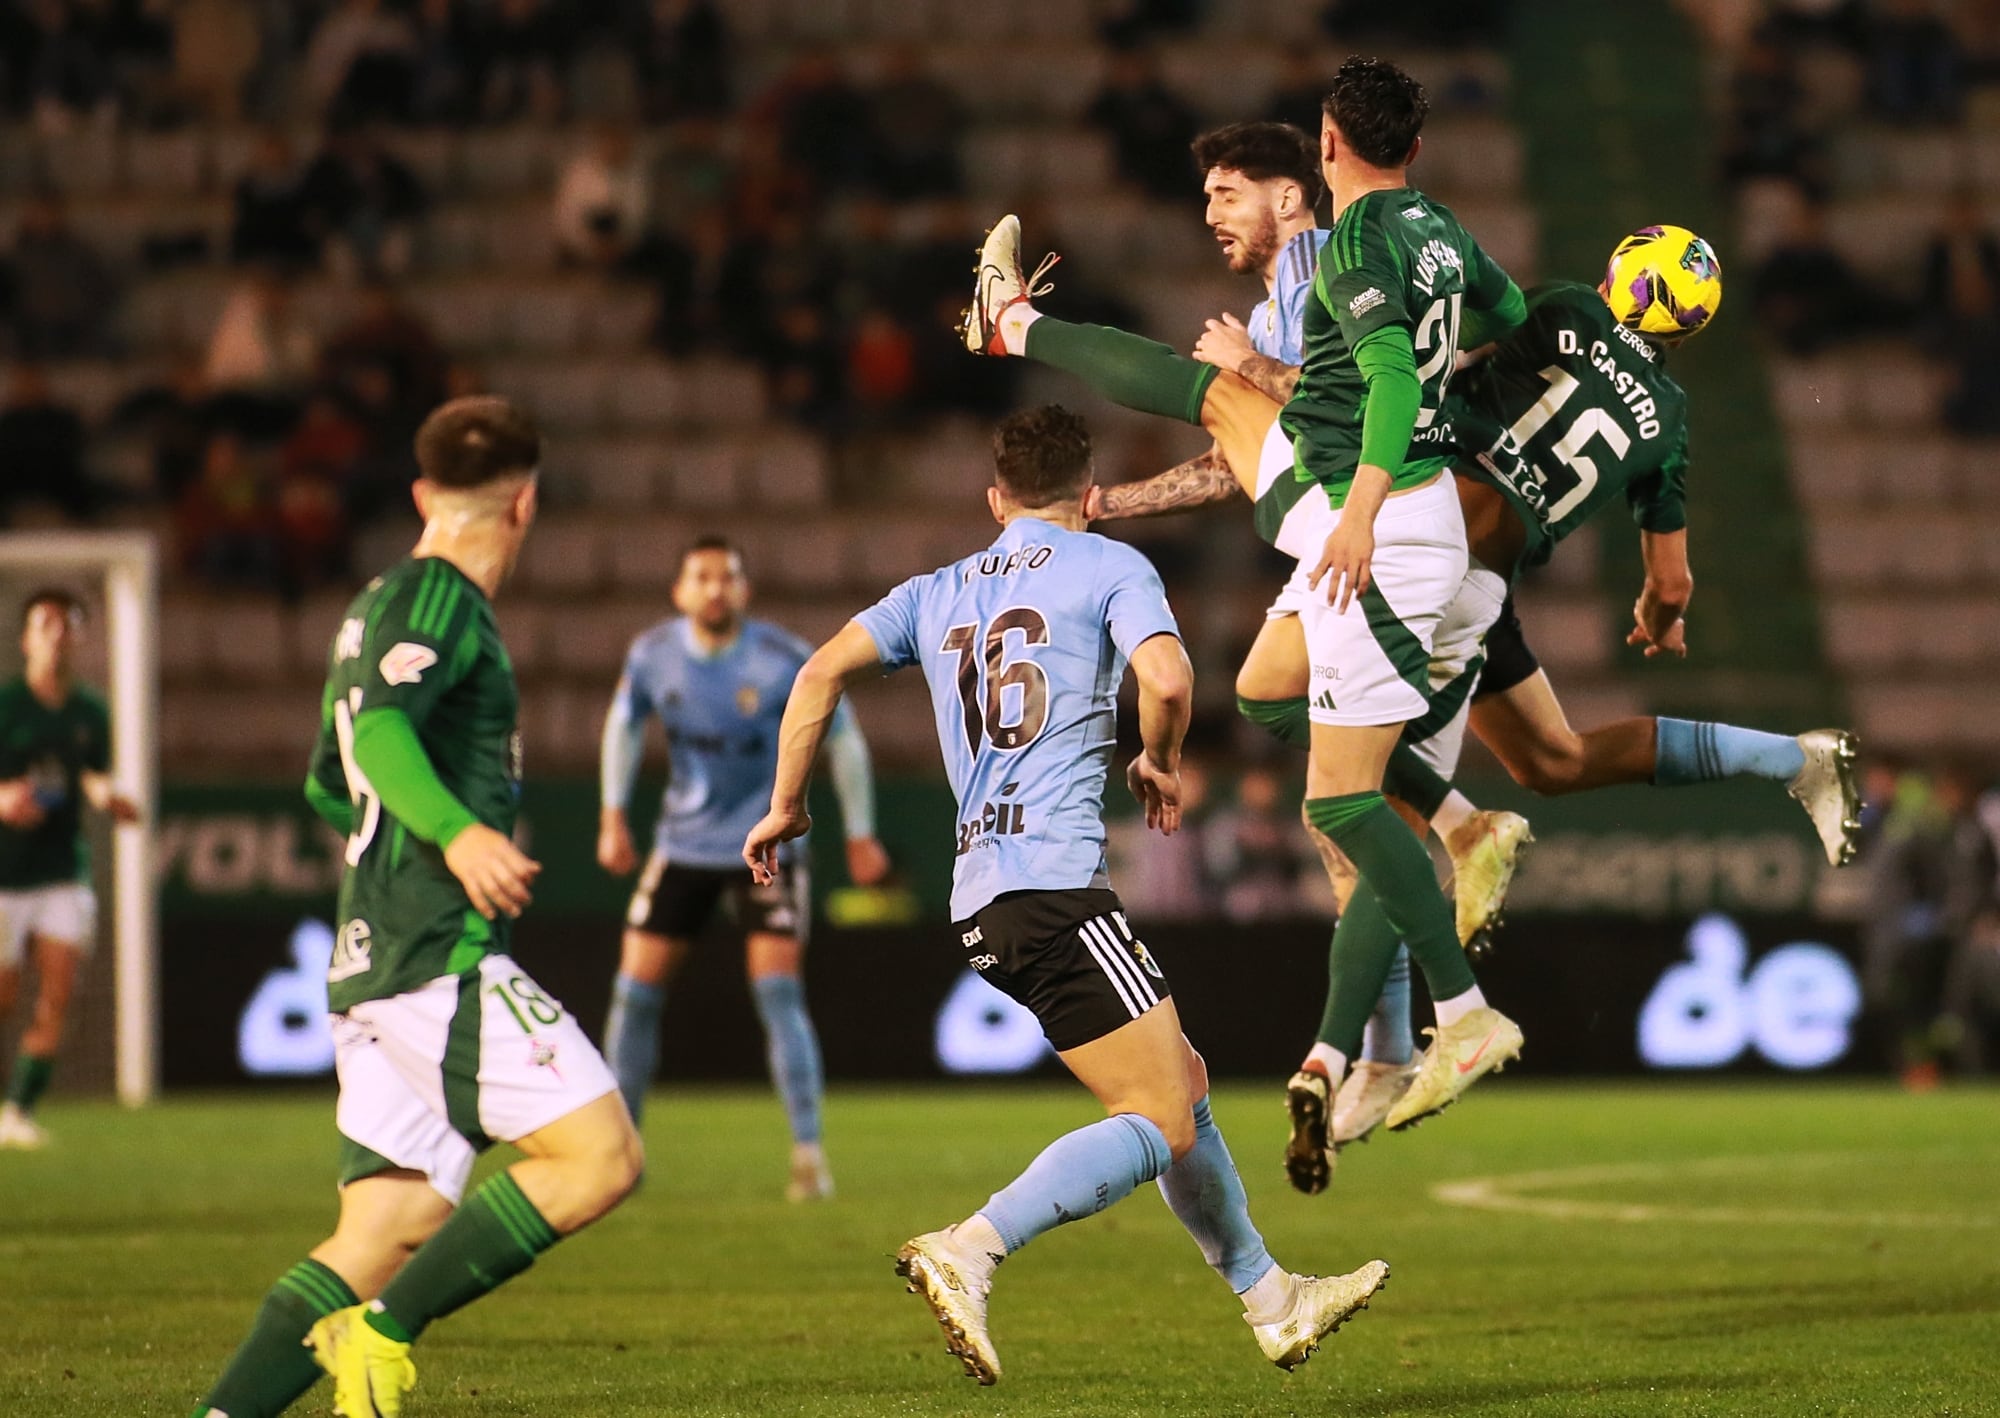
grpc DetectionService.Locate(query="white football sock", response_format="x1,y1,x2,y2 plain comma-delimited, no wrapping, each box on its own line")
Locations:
1304,1043,1348,1085
1431,790,1477,842
1240,1264,1299,1325
954,1213,1008,1267
998,303,1041,356
1434,985,1488,1029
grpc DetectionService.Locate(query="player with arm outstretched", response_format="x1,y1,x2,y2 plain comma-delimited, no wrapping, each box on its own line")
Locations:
0,591,140,1150
190,399,642,1418
970,59,1529,1162
744,406,1389,1385
596,534,888,1202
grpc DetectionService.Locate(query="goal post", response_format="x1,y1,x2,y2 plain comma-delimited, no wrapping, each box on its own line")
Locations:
0,532,159,1105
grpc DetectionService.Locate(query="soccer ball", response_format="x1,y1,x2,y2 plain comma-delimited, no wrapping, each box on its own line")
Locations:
1598,225,1723,343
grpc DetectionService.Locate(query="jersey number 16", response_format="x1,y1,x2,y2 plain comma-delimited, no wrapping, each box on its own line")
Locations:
940,608,1051,758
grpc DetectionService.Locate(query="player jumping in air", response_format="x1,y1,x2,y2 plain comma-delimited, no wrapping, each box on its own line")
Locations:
597,535,888,1201
0,590,140,1150
744,405,1389,1385
190,398,642,1418
969,58,1529,1146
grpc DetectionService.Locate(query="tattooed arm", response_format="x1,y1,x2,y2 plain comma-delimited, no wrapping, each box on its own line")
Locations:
1236,354,1301,404
1193,316,1302,404
1095,446,1247,521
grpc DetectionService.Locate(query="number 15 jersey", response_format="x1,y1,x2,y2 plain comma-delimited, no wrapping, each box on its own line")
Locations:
853,518,1180,922
309,555,522,1011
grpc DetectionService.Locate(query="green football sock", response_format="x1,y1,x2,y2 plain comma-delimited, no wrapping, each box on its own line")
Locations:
1024,317,1219,425
1305,793,1476,1001
5,1053,54,1113
1314,881,1405,1056
1383,743,1454,821
198,1258,357,1418
1237,695,1311,749
370,1169,558,1340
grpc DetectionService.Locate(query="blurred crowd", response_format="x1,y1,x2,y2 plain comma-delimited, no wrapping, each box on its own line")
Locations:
1853,755,2000,1081
0,0,1509,594
1733,0,2000,432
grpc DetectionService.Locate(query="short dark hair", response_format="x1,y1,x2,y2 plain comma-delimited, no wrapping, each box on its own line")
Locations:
992,405,1092,506
21,588,84,629
1191,121,1324,206
677,534,745,577
1322,56,1429,169
414,396,541,489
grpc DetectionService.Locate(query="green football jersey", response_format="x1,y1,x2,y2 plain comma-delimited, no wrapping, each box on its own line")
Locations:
1449,281,1689,569
309,556,522,1011
1264,186,1518,543
0,677,110,890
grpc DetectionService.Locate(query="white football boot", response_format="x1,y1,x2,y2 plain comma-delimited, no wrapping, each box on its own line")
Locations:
1249,1260,1391,1371
785,1142,834,1203
1444,809,1534,954
1282,1069,1336,1196
1332,1057,1423,1148
1385,1008,1524,1131
1788,729,1862,866
0,1103,48,1150
960,214,1059,356
896,1227,1003,1385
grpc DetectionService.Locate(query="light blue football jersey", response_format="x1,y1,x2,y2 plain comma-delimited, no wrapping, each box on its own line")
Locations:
613,617,854,869
1247,226,1331,366
853,517,1181,921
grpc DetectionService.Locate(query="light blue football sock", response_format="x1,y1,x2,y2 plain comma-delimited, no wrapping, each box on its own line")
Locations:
1156,1096,1277,1294
978,1113,1174,1254
751,974,825,1146
603,974,663,1125
1655,718,1806,787
1359,946,1416,1066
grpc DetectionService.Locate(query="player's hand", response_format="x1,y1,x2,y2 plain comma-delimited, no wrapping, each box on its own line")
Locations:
1308,518,1373,612
0,780,46,830
1193,313,1256,373
1127,755,1182,835
104,793,141,825
845,835,891,887
1627,616,1688,658
744,805,811,885
597,811,638,875
445,824,542,920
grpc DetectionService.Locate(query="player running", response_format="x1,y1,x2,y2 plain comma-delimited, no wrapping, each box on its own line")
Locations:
0,590,139,1150
597,535,888,1201
969,58,1528,1144
190,398,641,1418
744,405,1389,1385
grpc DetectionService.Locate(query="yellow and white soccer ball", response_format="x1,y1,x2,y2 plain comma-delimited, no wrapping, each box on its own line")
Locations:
1598,224,1723,343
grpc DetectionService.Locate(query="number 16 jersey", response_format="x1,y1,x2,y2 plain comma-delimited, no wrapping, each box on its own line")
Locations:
853,518,1180,922
309,555,522,1012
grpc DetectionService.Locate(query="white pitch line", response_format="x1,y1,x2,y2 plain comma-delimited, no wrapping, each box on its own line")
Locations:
1431,1153,1999,1230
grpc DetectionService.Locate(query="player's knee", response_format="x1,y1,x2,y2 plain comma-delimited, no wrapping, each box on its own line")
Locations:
1155,1108,1198,1162
1510,738,1587,796
586,1117,646,1206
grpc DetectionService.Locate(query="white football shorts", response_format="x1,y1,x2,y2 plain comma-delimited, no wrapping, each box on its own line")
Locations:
0,882,97,969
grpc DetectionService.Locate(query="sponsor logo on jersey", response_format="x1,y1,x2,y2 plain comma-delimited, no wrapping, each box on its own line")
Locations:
968,953,998,971
961,925,985,948
379,642,438,687
1401,205,1425,220
328,918,373,982
1313,688,1339,713
735,685,760,716
1348,287,1387,318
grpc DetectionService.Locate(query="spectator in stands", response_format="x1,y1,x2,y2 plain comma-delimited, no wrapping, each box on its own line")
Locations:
407,0,477,125
1206,765,1306,922
1100,0,1205,47
318,279,445,518
1751,199,1877,354
1319,0,1506,46
204,266,317,421
0,363,96,525
1920,190,2000,347
651,204,764,357
1935,763,2000,1073
170,0,260,123
845,307,918,425
303,0,417,121
762,303,842,430
0,192,118,359
277,393,364,588
299,122,427,280
108,353,215,504
864,45,966,200
176,432,281,591
1721,34,1827,196
1867,0,1964,124
761,51,875,199
230,130,316,271
474,0,570,123
553,123,654,271
634,0,730,122
20,0,115,134
1264,51,1331,139
1084,47,1202,203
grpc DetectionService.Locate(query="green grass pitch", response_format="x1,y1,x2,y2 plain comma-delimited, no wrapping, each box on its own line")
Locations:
3,1083,1996,1417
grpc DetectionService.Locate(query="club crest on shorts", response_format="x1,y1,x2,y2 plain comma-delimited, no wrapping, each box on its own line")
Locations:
528,1038,560,1071
736,685,760,716
1130,938,1164,979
